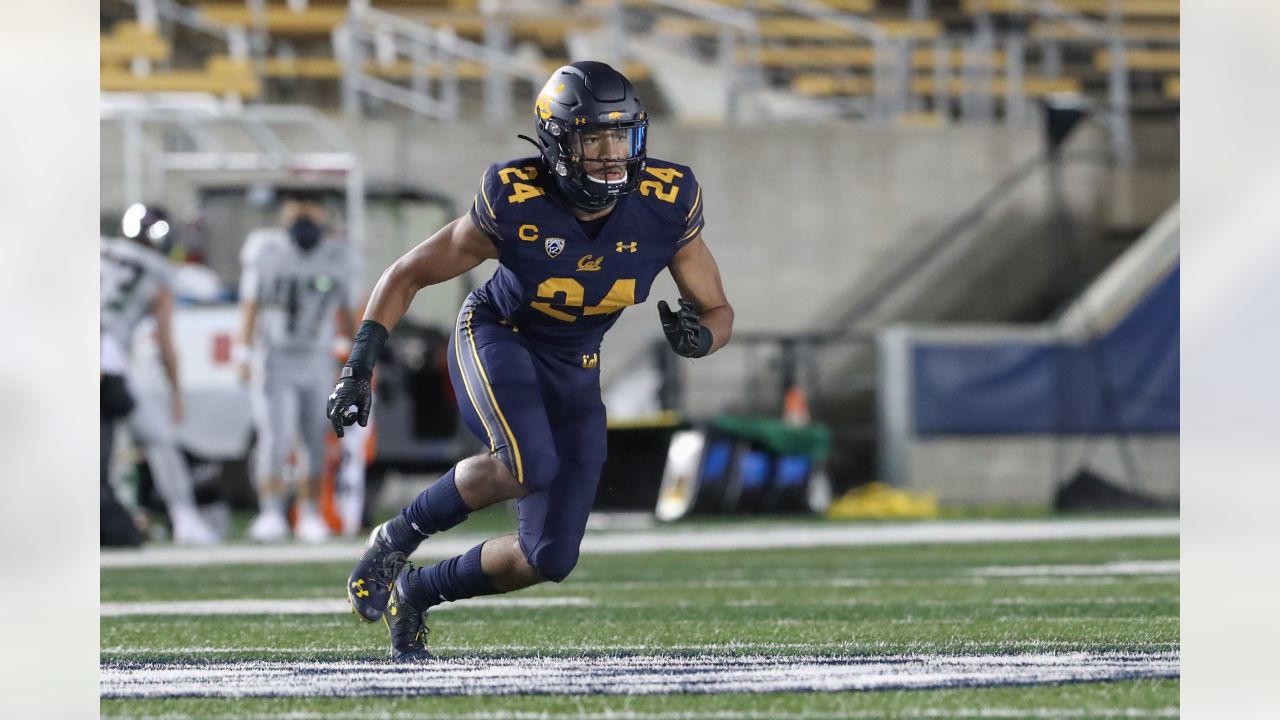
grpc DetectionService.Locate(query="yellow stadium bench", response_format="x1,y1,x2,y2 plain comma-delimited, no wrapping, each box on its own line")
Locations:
198,4,349,34
751,45,1007,69
304,0,478,6
698,0,877,10
914,76,1082,96
791,72,1080,97
199,4,596,47
101,21,172,64
965,0,1179,16
100,67,261,97
657,17,940,40
1030,20,1180,42
790,73,875,96
240,55,650,83
100,35,171,65
262,57,493,81
1094,48,1179,72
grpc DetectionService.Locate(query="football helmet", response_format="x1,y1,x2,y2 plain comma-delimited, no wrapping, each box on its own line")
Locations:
532,61,648,212
121,203,174,253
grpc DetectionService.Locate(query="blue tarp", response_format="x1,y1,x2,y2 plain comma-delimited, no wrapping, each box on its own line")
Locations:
913,265,1179,435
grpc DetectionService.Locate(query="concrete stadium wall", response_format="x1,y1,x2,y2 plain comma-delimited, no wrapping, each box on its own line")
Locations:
875,207,1180,504
100,117,1176,418
899,435,1179,504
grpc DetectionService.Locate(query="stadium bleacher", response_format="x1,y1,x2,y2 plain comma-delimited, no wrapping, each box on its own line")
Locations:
91,4,1186,714
98,0,1177,119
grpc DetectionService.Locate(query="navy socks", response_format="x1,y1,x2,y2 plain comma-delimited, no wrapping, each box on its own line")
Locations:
403,543,499,610
384,467,501,609
385,467,471,554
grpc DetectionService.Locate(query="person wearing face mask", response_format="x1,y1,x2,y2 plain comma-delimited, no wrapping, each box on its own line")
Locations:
238,195,361,543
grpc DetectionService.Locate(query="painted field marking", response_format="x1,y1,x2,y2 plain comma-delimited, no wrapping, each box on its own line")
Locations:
111,709,1182,720
100,518,1179,569
100,596,589,617
971,560,1180,577
102,639,1181,657
100,651,1179,699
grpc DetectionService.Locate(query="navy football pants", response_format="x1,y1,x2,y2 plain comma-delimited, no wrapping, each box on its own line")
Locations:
446,299,606,582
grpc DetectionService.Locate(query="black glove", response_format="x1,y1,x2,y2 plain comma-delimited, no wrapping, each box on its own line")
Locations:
658,298,714,358
326,366,372,438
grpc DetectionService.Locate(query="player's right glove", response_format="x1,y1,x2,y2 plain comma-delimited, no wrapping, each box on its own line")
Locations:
658,298,714,359
327,366,372,438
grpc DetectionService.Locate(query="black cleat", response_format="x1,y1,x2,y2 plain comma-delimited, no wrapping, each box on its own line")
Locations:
384,567,431,661
346,521,410,623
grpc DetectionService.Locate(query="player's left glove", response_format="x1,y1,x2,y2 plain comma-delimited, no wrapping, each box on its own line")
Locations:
326,366,372,438
658,298,714,358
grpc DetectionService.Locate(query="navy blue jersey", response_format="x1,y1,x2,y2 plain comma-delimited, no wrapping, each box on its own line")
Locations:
468,155,705,352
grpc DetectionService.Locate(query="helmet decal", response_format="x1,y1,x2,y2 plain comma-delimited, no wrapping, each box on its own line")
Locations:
535,82,564,121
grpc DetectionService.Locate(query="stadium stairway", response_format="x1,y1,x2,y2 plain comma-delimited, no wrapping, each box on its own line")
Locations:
877,201,1180,502
754,113,1176,489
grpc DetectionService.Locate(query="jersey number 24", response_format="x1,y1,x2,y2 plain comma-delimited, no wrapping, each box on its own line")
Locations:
530,278,636,322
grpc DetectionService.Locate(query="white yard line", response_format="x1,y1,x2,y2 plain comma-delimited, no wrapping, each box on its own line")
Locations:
971,560,1180,577
120,710,1181,720
100,596,590,617
102,640,1181,656
100,651,1179,699
100,518,1179,569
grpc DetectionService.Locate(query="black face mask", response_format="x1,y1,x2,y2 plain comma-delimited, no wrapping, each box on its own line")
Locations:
289,217,323,252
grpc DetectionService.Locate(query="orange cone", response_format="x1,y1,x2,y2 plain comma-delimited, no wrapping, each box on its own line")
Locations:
782,385,810,425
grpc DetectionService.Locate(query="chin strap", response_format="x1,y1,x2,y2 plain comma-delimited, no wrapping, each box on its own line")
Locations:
516,134,543,154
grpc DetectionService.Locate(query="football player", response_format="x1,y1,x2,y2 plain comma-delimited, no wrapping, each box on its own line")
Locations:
239,197,360,542
330,62,733,659
101,205,219,545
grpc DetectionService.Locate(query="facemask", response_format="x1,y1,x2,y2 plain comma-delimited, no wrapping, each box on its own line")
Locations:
289,217,322,252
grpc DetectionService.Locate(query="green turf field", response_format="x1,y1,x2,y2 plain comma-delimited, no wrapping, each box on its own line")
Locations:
100,517,1179,718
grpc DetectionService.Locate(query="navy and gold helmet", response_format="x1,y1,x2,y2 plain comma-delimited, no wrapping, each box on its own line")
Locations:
532,61,648,212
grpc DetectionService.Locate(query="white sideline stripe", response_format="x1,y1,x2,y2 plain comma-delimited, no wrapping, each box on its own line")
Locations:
971,560,1180,577
119,709,1181,720
100,517,1179,568
99,651,1179,699
103,640,1180,655
100,596,589,617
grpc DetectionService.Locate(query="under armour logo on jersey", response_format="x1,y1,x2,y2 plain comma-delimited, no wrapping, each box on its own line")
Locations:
545,237,565,258
582,352,598,369
576,255,604,272
616,242,638,253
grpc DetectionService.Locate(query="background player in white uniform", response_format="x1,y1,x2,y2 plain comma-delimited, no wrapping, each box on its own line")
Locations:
238,198,360,542
100,205,219,545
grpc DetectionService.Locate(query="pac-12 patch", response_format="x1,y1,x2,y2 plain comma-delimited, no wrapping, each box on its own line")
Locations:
545,237,566,258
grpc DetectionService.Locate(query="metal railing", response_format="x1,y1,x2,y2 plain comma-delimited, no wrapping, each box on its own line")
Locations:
337,0,548,121
610,0,763,124
976,0,1139,160
100,97,366,261
772,0,906,121
122,0,252,68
